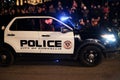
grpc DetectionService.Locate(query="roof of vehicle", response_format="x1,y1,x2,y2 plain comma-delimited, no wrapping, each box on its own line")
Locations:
14,16,55,19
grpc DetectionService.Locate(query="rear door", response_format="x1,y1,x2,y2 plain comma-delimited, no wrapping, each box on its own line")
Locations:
5,18,40,53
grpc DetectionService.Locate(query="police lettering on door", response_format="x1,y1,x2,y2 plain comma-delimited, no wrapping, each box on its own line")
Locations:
20,40,62,50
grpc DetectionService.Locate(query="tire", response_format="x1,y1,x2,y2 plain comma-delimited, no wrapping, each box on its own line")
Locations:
78,46,103,67
0,47,14,67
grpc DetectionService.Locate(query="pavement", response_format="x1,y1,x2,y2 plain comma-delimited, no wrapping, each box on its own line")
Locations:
0,53,120,80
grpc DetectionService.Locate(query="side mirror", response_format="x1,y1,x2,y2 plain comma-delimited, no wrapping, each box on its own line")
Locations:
61,27,69,33
1,26,6,30
74,23,80,30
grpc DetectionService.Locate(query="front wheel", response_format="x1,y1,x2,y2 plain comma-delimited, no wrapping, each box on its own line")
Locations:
78,46,103,67
0,47,14,66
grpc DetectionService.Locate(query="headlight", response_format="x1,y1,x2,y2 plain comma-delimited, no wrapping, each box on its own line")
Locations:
101,34,116,42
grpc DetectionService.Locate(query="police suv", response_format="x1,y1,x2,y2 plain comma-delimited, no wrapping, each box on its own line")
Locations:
0,16,118,67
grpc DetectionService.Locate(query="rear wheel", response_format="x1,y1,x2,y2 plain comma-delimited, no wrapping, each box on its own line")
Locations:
0,47,14,66
78,46,103,67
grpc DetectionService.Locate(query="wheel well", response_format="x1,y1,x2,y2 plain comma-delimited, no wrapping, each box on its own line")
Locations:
75,43,107,59
80,44,105,51
1,43,16,55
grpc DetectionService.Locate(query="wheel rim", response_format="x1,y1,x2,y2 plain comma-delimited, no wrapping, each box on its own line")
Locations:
0,52,9,65
1,54,7,60
84,50,99,64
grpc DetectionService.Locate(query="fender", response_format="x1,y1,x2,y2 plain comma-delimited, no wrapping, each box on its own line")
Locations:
0,43,16,54
73,39,106,60
79,39,106,50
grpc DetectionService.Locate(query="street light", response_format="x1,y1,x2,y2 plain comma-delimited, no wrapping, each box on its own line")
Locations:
16,0,19,6
20,0,23,5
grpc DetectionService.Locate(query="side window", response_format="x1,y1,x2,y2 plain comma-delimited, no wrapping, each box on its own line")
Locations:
10,18,40,31
53,19,71,32
40,18,67,32
53,20,63,31
40,18,55,31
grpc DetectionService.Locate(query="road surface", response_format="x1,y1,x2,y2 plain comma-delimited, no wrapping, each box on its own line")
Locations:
0,54,120,80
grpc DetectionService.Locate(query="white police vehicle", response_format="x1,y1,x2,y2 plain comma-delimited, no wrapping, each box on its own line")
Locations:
0,16,118,67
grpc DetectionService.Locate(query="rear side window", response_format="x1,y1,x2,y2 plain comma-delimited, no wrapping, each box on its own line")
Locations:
10,18,40,31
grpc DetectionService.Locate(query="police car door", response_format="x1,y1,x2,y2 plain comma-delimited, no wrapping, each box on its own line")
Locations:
39,17,74,54
5,18,40,53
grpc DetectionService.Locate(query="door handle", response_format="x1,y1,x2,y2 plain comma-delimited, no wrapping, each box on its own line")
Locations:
7,34,15,36
42,35,50,37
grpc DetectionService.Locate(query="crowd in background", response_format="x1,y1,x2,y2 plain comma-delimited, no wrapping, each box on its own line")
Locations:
0,0,119,29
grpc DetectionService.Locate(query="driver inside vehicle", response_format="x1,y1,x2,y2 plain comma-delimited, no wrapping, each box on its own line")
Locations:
41,18,55,31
